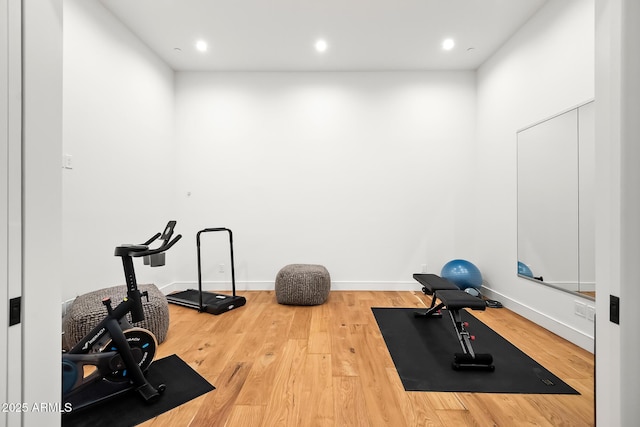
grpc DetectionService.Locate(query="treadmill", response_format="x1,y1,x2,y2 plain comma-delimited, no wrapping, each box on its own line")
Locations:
167,227,246,315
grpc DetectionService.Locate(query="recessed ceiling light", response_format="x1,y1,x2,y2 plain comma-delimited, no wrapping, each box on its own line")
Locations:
442,38,455,51
315,39,328,53
195,40,208,52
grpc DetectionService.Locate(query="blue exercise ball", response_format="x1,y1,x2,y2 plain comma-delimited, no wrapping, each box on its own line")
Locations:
517,261,534,278
441,259,483,290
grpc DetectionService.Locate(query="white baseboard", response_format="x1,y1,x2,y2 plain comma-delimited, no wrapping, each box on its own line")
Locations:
481,285,594,353
578,281,596,292
159,280,419,294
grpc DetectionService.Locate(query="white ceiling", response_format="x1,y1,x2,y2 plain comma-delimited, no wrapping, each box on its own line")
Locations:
99,0,547,72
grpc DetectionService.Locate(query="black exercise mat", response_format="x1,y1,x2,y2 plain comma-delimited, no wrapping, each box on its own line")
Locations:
62,354,215,427
372,307,579,394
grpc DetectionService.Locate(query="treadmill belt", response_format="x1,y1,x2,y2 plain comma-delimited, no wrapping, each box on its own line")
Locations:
168,289,231,305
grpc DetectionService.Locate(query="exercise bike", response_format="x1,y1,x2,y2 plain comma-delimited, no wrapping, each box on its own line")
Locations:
62,221,181,412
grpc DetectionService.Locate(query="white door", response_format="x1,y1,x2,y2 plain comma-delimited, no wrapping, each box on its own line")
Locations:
1,0,23,426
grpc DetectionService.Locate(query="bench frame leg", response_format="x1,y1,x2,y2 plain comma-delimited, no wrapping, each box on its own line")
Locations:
415,302,495,371
447,309,494,371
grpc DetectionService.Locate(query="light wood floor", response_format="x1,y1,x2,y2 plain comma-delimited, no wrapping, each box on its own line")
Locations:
141,291,594,426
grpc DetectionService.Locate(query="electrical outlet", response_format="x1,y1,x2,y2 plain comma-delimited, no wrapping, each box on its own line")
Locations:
574,301,587,318
62,154,73,169
218,263,225,273
421,264,427,273
587,305,596,322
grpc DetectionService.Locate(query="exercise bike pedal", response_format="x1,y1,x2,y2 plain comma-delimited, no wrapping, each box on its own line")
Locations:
136,382,165,404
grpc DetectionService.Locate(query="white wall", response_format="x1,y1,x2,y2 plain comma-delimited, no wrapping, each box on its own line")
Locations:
475,0,595,350
62,0,176,302
171,71,477,291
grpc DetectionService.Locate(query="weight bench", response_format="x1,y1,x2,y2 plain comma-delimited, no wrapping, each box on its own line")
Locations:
413,273,494,371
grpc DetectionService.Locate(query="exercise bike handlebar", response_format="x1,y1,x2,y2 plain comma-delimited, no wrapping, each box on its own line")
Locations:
114,221,182,258
134,234,182,257
141,232,162,246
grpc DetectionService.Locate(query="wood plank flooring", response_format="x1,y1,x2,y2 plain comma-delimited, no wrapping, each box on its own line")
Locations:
141,291,594,426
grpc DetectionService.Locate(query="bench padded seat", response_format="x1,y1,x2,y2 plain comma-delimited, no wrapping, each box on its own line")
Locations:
436,289,486,311
413,273,459,293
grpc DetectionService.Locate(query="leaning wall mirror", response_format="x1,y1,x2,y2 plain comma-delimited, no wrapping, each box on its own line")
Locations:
517,101,595,300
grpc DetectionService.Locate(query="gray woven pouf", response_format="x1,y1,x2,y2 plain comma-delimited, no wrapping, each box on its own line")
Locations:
275,264,331,305
62,283,169,350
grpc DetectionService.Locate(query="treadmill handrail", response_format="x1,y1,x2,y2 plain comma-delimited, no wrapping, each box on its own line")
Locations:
196,227,236,310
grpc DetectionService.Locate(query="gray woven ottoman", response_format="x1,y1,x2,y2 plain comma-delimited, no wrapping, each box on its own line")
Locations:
275,264,331,305
62,283,169,350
